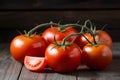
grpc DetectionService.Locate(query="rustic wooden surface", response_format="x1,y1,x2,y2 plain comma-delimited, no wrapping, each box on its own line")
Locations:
0,0,120,9
0,42,120,80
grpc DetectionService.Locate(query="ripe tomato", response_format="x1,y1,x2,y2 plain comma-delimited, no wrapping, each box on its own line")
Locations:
75,33,92,49
42,26,78,44
45,43,82,72
10,35,48,63
82,44,112,70
75,30,112,49
24,56,47,71
96,30,112,49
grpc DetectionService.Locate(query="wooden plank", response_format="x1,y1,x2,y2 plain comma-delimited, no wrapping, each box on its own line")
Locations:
106,30,120,42
18,60,120,80
0,42,119,80
18,66,40,80
112,42,120,58
0,10,120,29
18,42,120,80
0,1,120,9
77,42,120,80
0,43,23,80
77,59,120,80
19,66,77,80
43,71,76,80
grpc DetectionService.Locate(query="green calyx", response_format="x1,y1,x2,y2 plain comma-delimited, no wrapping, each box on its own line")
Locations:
24,30,37,38
52,35,75,50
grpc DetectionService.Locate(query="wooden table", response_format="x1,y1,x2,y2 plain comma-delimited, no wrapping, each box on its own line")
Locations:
0,42,120,80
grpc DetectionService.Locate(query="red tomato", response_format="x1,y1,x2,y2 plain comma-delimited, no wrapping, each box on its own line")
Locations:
42,26,78,44
75,33,92,49
45,43,82,72
24,56,47,71
10,35,48,63
75,30,112,49
96,30,112,49
82,44,112,70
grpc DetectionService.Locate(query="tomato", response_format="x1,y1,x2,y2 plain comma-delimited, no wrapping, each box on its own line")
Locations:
42,26,78,44
45,42,82,72
75,33,92,49
82,44,112,70
96,30,112,49
75,30,112,49
10,35,48,63
24,56,47,71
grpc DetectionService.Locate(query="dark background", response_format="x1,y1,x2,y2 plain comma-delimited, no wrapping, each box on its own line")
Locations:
0,0,120,43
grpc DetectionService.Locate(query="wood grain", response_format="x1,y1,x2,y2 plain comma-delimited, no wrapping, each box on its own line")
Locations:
77,59,120,80
0,43,23,80
0,10,120,29
0,1,120,9
0,43,120,80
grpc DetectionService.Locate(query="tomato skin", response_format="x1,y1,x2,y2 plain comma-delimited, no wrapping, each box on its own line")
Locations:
45,43,82,72
10,35,47,63
42,26,78,44
26,35,48,57
96,30,112,49
24,56,47,71
75,33,92,49
75,30,112,49
82,44,112,70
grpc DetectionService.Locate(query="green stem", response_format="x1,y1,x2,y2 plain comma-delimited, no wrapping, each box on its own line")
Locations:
82,34,93,45
87,20,98,45
86,19,93,31
63,23,93,34
61,20,98,46
61,20,95,46
83,19,98,45
93,34,97,45
27,22,59,37
57,25,65,32
62,33,81,45
57,19,92,33
62,32,93,46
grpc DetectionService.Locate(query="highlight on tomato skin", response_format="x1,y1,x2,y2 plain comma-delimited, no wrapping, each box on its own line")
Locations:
24,56,47,72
